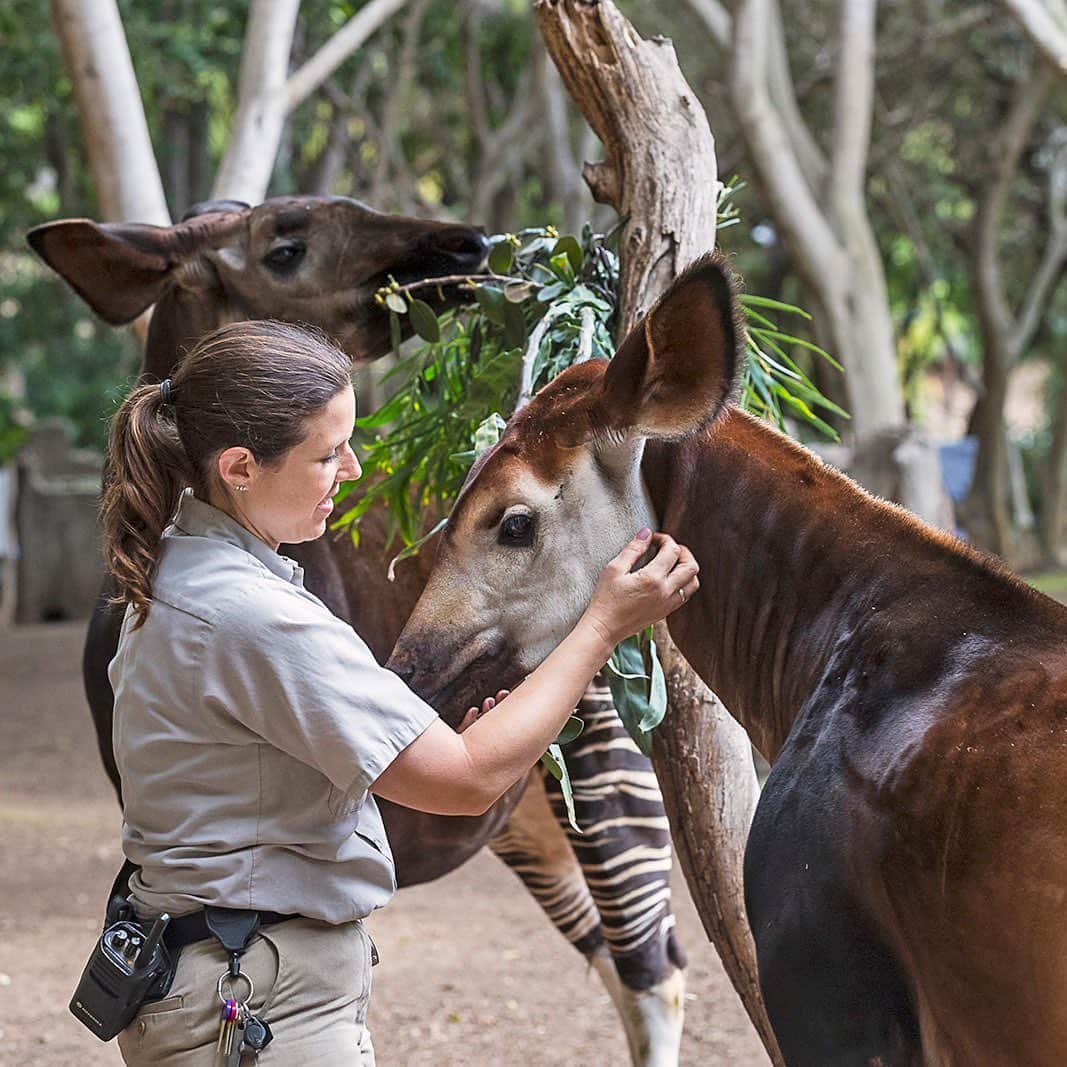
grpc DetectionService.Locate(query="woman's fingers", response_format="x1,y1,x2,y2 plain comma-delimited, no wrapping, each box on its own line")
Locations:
642,533,681,579
458,690,510,733
608,527,654,573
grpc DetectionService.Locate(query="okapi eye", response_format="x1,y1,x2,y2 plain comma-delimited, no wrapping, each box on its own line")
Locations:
263,242,306,272
498,511,535,547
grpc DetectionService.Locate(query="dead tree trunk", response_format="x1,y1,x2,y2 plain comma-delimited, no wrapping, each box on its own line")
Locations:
536,3,782,1062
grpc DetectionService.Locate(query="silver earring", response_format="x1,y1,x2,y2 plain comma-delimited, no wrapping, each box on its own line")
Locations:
235,484,249,493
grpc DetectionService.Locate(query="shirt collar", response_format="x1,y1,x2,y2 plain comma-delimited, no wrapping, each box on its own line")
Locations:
170,490,305,587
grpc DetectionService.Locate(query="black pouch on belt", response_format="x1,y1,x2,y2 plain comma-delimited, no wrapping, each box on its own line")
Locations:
69,894,177,1041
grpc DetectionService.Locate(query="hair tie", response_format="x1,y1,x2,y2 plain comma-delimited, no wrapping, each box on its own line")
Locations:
159,378,174,405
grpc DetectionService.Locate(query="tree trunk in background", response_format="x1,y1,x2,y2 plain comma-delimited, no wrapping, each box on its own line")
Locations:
50,0,170,226
732,0,904,441
214,0,410,205
211,0,300,202
536,3,782,1063
961,61,1062,559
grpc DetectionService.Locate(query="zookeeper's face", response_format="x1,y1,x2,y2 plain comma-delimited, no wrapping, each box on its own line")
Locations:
225,387,361,549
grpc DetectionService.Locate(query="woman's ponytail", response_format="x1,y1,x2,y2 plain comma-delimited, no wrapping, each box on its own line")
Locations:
100,382,191,629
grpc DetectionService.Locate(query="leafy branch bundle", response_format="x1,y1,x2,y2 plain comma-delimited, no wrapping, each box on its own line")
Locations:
334,199,844,814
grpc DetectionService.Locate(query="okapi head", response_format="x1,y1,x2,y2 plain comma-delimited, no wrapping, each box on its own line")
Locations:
388,254,742,707
27,196,488,379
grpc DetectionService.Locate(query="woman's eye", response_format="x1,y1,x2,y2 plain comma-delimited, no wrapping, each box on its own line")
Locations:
263,242,305,272
498,512,535,547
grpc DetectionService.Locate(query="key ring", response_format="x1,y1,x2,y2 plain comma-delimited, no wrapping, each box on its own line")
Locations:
217,970,254,1005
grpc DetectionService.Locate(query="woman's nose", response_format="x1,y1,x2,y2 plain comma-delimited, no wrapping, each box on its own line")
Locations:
342,444,362,481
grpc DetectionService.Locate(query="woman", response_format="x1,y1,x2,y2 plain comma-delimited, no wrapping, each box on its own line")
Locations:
103,320,698,1065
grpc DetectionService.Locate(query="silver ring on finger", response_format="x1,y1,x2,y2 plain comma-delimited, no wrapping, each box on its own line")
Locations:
677,587,686,604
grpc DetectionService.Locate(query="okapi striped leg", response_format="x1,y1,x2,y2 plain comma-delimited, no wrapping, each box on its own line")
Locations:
488,769,603,956
546,678,686,1067
488,680,686,1067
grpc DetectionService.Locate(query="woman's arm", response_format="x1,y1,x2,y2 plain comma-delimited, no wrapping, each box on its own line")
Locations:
372,531,698,816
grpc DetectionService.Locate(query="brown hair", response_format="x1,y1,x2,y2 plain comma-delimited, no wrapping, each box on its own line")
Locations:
102,320,352,627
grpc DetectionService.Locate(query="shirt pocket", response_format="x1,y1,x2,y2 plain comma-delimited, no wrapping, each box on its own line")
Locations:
327,783,365,820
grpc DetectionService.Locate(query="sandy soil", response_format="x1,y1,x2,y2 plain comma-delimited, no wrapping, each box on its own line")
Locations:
0,621,769,1066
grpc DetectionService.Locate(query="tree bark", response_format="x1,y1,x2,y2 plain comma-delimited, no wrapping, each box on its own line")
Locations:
536,0,719,330
652,628,780,1063
536,3,781,1062
49,0,170,226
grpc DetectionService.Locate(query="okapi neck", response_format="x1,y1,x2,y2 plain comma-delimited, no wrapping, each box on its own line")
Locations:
640,407,1053,762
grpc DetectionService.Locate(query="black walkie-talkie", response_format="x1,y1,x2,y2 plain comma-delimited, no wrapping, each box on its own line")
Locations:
69,909,174,1041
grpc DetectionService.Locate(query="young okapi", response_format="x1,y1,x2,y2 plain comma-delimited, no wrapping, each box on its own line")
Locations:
29,196,687,1066
389,253,1067,1066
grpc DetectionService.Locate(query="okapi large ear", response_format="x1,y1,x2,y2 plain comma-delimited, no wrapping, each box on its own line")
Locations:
27,219,184,324
597,253,742,440
26,212,246,325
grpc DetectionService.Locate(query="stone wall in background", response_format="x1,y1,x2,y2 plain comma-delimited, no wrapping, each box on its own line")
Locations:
15,418,102,624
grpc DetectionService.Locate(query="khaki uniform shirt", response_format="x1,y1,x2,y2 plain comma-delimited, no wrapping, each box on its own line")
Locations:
110,492,438,924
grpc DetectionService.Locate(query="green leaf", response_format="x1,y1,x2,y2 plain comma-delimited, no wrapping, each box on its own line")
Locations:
488,240,514,275
604,635,656,756
472,411,507,454
742,294,813,319
555,715,585,746
475,285,507,326
549,251,575,284
385,292,407,315
408,298,441,343
541,743,581,833
638,630,668,734
552,235,583,275
503,300,526,349
504,281,534,303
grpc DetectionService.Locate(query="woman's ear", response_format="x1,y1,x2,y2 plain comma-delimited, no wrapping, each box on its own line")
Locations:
216,447,256,493
596,253,742,441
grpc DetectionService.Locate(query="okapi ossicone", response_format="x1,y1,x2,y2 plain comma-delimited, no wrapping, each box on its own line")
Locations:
28,196,687,1066
389,253,1067,1066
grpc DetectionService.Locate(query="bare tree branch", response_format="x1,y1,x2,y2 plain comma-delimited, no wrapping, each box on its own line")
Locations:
1003,0,1067,79
216,0,409,204
285,0,410,112
684,0,827,189
1013,138,1067,356
830,0,876,206
976,60,1056,357
731,0,845,294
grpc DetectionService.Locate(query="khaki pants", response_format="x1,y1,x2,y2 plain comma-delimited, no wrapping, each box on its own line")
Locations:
118,917,375,1066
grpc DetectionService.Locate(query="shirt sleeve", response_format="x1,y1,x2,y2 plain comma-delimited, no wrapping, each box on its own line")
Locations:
201,580,439,795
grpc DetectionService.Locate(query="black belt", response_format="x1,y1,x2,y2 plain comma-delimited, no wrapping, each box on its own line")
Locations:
163,909,301,952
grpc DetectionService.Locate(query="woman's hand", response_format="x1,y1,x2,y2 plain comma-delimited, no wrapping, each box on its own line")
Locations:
580,528,699,649
458,689,510,732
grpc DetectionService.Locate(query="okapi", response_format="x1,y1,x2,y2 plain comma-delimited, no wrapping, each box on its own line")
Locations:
28,196,687,1065
389,253,1067,1066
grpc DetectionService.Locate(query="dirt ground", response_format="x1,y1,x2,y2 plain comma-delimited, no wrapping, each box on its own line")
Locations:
0,621,769,1067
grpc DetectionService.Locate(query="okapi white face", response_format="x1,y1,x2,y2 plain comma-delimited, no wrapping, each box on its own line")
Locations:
389,255,741,707
27,196,488,375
